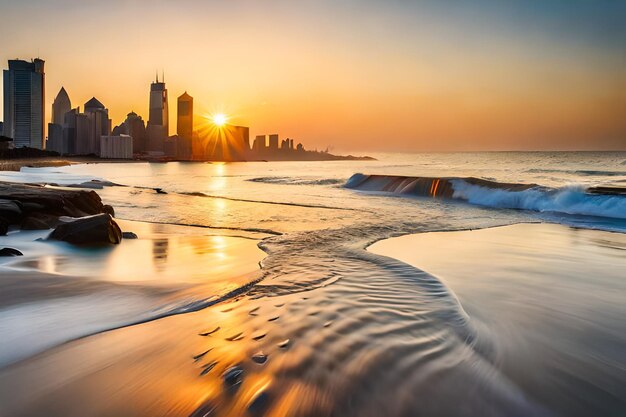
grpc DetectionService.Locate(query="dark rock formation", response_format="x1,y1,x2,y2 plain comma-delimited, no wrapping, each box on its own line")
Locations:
103,205,115,217
0,199,23,223
48,214,122,245
21,216,53,230
0,182,112,230
0,247,23,256
122,231,138,239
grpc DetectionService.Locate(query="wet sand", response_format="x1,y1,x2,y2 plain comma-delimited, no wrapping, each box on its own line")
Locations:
0,223,548,417
0,219,266,367
1,223,625,416
370,223,626,417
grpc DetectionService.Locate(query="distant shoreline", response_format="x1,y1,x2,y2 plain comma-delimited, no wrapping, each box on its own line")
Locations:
0,153,376,172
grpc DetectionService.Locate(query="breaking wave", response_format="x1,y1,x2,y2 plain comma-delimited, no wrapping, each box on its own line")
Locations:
345,174,626,220
450,180,626,219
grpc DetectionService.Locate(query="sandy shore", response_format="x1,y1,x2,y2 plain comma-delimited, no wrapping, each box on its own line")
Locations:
0,219,266,368
369,223,626,417
1,203,625,415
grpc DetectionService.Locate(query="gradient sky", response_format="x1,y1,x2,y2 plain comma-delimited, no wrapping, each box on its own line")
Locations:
1,0,625,151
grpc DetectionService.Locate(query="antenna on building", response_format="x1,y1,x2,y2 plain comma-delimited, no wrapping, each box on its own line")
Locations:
162,70,165,83
155,70,158,83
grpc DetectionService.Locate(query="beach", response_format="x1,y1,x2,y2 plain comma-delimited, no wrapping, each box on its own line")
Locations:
0,153,625,416
370,223,626,417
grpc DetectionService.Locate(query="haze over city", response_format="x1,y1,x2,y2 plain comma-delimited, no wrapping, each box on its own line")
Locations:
1,0,624,152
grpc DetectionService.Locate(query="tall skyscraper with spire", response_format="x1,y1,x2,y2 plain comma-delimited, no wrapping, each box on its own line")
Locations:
146,72,168,152
3,58,45,148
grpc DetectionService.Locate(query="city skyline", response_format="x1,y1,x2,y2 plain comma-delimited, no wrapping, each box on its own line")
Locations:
1,0,625,151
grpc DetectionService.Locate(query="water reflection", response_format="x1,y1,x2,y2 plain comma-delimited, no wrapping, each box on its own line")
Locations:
4,220,266,287
153,238,169,272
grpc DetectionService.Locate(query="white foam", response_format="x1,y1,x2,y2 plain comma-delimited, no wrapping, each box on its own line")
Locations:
451,180,626,220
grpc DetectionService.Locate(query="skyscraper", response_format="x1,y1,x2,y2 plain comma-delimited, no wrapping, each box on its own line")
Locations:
51,87,71,125
177,92,193,159
47,87,72,153
268,134,279,150
124,111,147,154
253,135,266,152
75,97,111,155
146,73,168,152
3,58,45,148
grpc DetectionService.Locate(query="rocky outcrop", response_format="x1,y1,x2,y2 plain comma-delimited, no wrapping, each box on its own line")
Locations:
21,215,55,230
122,231,138,239
0,247,23,256
0,182,112,233
48,214,122,245
0,199,22,224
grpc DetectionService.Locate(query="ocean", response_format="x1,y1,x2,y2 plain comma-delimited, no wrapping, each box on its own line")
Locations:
0,151,625,416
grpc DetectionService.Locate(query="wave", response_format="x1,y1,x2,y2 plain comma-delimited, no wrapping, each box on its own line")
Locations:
248,176,345,186
345,174,626,220
178,191,360,211
451,181,626,219
525,168,626,176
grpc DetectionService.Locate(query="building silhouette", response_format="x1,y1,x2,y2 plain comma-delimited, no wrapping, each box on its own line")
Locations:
77,97,111,155
233,126,250,153
112,111,147,154
3,58,45,148
100,134,133,159
62,108,79,154
47,87,72,153
177,92,193,159
268,134,279,150
252,135,266,152
51,87,71,125
146,73,168,153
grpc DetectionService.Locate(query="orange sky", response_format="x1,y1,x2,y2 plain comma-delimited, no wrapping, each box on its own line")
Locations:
1,1,625,151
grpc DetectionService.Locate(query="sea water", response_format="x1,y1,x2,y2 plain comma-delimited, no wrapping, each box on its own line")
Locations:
0,151,624,416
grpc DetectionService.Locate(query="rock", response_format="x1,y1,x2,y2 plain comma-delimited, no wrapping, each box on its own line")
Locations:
0,199,23,224
0,182,110,219
20,202,46,212
0,219,7,236
21,215,53,230
103,204,115,217
122,231,138,239
0,247,23,256
48,213,122,245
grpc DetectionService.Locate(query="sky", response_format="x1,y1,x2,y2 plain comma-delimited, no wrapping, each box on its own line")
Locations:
1,0,625,152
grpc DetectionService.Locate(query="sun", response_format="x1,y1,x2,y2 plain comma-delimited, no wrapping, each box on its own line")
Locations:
212,113,227,126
